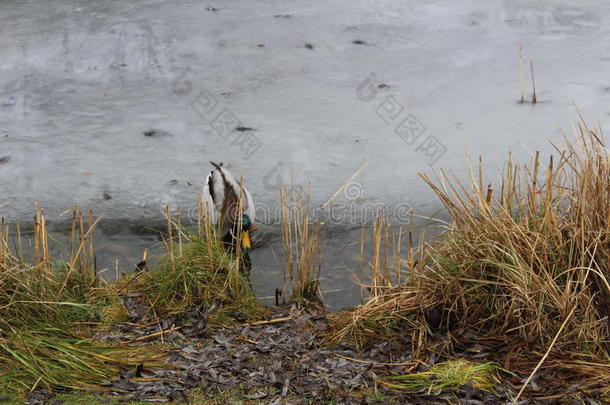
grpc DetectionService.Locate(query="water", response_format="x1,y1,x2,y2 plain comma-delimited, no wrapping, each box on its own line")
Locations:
2,0,609,309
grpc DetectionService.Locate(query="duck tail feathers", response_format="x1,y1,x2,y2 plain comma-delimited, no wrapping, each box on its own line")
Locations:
209,161,224,171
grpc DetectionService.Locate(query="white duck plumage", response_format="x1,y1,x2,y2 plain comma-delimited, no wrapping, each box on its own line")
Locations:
202,162,255,246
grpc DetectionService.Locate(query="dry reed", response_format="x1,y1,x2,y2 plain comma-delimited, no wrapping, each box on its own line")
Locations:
331,120,610,395
0,204,159,395
280,183,326,305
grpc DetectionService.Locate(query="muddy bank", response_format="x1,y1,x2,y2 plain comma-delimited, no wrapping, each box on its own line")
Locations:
26,305,502,404
27,301,599,405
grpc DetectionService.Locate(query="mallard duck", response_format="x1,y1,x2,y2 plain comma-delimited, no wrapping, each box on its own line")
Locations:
202,162,257,250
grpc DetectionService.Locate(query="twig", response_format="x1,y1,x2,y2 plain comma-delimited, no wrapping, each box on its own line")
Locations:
237,335,259,345
334,353,422,368
514,306,575,403
239,316,292,327
115,270,146,294
58,216,102,296
322,160,369,208
259,288,340,300
165,205,175,272
30,375,43,393
118,326,183,345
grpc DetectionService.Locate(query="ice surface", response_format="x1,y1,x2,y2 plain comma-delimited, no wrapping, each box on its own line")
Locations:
1,0,609,222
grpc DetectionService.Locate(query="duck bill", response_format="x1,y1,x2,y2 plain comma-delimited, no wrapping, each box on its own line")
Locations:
241,230,252,249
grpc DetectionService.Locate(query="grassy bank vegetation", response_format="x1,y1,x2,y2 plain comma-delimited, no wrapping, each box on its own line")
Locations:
0,199,263,399
0,206,158,396
2,120,609,402
135,201,266,325
331,121,610,398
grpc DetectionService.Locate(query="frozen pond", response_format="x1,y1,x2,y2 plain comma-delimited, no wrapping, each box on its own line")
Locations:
1,0,609,309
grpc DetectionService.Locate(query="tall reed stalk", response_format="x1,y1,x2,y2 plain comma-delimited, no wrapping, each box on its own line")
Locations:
280,183,326,304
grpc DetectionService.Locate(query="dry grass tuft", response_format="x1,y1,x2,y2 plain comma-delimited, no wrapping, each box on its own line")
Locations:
0,205,100,330
0,198,264,397
331,120,610,393
139,199,266,324
0,205,161,396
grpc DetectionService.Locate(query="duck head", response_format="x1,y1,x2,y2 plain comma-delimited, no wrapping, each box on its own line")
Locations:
238,213,257,249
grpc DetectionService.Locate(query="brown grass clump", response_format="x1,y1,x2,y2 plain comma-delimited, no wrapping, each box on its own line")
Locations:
331,120,610,394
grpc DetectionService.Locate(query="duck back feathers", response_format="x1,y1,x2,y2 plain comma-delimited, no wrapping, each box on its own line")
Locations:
203,162,254,231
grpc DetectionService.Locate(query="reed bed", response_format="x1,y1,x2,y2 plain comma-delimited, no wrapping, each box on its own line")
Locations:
0,204,99,330
331,215,429,349
0,205,160,396
331,120,610,395
280,184,327,305
357,214,424,299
